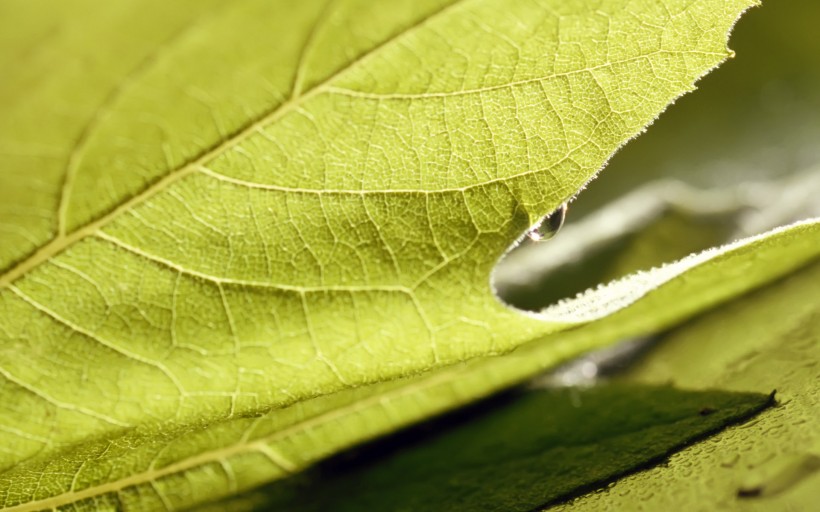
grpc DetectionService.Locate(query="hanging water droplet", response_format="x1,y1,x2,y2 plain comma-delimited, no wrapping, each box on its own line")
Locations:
527,202,567,242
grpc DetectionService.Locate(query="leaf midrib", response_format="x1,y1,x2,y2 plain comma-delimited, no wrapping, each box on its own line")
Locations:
0,0,467,290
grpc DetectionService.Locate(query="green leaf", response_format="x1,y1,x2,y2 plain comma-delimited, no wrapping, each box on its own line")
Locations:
195,385,773,512
5,1,817,510
551,259,820,511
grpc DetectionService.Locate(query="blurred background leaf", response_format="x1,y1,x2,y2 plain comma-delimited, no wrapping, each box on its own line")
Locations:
551,259,820,511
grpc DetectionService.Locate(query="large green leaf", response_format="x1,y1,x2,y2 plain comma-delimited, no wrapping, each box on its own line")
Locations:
553,259,820,511
5,1,818,510
2,216,813,511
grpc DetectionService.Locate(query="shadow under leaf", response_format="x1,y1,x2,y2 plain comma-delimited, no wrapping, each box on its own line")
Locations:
195,384,772,512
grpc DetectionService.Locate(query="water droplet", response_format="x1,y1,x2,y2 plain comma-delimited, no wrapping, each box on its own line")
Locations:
527,202,567,242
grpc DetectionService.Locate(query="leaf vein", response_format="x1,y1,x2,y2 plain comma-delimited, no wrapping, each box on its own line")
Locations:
95,231,415,294
0,0,469,289
322,49,727,100
7,285,188,400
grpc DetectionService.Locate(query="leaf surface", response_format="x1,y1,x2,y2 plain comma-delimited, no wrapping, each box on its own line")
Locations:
3,1,813,510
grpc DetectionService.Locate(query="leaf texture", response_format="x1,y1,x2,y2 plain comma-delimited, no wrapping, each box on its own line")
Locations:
2,0,809,510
